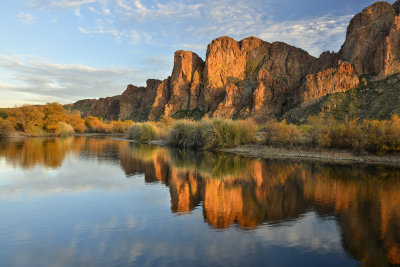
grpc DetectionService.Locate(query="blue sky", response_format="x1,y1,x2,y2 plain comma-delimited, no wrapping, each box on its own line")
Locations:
0,0,392,107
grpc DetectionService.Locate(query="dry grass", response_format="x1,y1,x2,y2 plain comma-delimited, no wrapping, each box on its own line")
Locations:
261,113,400,155
166,118,257,149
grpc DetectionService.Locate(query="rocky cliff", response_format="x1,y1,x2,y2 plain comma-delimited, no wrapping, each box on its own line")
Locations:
66,0,400,121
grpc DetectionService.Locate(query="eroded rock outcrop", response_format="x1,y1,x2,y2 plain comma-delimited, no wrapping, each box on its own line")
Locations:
148,78,171,121
164,51,204,117
67,96,121,120
251,70,287,118
340,1,400,77
203,37,322,117
299,61,360,102
67,79,162,122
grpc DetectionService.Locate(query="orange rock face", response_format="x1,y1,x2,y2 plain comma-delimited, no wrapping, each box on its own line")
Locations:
299,61,360,102
202,37,321,117
164,50,204,117
340,1,400,77
252,70,288,118
68,1,400,121
148,78,171,121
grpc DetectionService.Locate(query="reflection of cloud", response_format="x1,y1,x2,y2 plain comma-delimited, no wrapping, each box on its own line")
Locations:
0,157,134,198
255,212,343,253
3,207,354,266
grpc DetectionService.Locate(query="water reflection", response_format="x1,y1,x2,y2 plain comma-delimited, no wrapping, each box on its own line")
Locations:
1,137,400,266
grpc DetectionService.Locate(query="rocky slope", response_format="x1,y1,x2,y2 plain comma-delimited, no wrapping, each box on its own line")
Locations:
66,0,400,121
284,73,400,123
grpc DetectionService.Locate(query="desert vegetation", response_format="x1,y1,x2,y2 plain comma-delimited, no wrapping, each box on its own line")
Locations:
1,102,399,156
166,118,256,149
0,103,134,138
261,114,400,155
125,114,400,155
128,118,257,149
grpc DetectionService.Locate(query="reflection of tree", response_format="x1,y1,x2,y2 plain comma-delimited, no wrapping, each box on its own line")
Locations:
0,137,77,168
0,137,125,169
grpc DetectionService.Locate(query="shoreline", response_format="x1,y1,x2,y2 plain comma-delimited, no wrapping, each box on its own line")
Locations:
3,134,400,166
118,139,400,167
221,145,400,166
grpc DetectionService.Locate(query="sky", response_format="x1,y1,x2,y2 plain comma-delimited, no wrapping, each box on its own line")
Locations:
0,0,394,107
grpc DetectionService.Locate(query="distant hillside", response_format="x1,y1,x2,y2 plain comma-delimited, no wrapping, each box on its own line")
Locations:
67,1,400,122
284,74,400,123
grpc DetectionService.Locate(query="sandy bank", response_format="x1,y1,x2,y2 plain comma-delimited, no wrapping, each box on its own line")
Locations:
221,145,400,166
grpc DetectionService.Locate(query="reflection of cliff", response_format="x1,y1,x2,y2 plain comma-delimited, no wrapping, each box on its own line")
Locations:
117,145,400,265
2,137,400,265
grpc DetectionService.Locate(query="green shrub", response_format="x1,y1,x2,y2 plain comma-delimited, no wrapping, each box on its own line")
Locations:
167,120,214,149
171,108,205,121
0,109,8,119
128,123,159,141
261,118,302,147
212,119,256,148
111,120,133,133
57,122,75,137
304,114,400,154
167,118,256,149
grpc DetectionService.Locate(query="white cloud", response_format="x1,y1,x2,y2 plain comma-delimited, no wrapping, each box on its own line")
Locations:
0,54,138,107
74,7,82,17
129,30,141,44
20,0,354,56
79,26,122,38
257,15,353,56
29,0,97,9
78,25,148,45
181,44,208,51
54,0,97,8
81,0,350,56
17,12,36,24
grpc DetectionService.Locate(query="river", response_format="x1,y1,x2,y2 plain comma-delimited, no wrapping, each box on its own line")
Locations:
0,136,399,266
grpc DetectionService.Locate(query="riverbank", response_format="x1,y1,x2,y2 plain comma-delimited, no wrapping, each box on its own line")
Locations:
222,145,400,166
124,138,400,166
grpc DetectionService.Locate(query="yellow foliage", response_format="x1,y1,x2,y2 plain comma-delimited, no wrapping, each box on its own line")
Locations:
110,120,134,133
84,116,112,133
0,118,13,138
67,113,86,133
261,118,302,146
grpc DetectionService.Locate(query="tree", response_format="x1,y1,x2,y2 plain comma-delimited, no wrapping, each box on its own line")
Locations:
8,105,44,132
42,103,68,134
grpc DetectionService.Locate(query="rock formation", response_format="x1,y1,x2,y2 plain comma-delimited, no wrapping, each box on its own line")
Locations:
67,0,400,121
339,1,400,77
299,61,360,102
148,78,171,121
164,50,204,117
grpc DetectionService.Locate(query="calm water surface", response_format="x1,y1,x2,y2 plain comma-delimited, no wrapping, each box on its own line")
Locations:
0,137,400,266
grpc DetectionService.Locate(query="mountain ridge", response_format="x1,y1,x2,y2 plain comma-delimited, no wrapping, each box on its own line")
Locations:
65,0,400,122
